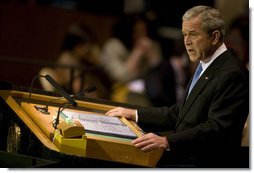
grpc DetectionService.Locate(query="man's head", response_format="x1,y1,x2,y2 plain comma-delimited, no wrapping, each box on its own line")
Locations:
182,6,225,62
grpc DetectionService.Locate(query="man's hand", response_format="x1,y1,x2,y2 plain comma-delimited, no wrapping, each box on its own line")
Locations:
105,107,137,121
132,133,170,152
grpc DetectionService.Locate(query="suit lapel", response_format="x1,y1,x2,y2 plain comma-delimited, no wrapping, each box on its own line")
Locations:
175,50,231,128
175,73,212,127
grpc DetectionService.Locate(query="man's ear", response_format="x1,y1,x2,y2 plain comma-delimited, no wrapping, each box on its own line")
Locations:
211,30,220,45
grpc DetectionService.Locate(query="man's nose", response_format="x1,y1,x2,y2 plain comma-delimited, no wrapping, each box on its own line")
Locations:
185,37,193,46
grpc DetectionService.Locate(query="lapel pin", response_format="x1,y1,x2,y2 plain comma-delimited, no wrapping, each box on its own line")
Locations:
205,76,209,80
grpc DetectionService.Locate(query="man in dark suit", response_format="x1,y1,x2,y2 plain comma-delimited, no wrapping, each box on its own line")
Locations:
106,5,249,168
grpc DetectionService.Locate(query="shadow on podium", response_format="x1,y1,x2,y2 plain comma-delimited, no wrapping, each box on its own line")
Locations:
0,150,58,168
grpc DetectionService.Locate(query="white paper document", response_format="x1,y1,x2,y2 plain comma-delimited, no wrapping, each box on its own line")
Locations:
61,110,138,139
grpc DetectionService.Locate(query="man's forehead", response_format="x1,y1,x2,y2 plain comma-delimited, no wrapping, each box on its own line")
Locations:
182,17,202,31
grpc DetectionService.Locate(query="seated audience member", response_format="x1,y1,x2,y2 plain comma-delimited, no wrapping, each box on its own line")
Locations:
225,15,249,69
101,14,173,106
39,23,112,99
143,58,177,107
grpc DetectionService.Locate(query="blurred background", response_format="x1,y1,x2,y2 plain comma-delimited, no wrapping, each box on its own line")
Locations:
0,0,249,107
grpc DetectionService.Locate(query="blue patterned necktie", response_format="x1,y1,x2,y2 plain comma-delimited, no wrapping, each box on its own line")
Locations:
188,63,203,95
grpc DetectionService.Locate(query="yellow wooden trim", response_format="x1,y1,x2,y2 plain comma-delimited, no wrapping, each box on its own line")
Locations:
0,92,59,152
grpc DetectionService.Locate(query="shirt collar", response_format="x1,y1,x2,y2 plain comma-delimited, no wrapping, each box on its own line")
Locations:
200,43,227,74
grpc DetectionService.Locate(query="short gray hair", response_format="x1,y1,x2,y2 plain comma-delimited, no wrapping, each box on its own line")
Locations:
182,5,225,40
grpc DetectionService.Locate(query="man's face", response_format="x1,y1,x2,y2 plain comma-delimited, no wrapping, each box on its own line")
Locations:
182,17,213,62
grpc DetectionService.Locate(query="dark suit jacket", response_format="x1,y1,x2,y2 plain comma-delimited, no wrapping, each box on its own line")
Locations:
137,50,249,167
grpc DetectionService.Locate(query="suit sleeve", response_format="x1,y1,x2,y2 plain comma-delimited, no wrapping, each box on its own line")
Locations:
137,104,179,132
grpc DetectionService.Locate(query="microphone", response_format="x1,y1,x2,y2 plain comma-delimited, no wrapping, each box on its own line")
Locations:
35,86,97,115
28,75,45,104
79,86,97,96
51,86,96,129
45,74,77,107
53,102,70,129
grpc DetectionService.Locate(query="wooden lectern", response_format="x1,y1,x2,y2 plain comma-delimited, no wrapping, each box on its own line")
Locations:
0,89,163,167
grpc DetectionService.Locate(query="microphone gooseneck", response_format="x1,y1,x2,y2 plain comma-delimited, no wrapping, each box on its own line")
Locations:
28,75,45,104
41,95,73,115
79,86,97,96
45,74,78,107
53,102,70,129
39,86,96,115
29,75,96,129
51,86,97,129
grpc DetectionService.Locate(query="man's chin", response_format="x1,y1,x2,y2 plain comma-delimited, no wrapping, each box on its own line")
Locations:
189,56,199,62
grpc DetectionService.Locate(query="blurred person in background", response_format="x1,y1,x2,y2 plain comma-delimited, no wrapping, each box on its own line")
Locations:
225,14,249,159
39,23,112,99
100,13,175,107
225,15,249,69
